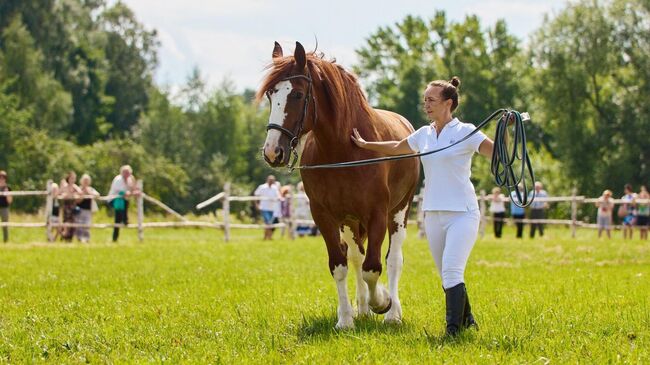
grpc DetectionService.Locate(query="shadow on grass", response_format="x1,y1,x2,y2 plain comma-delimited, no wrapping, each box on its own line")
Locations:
296,312,412,342
422,326,478,347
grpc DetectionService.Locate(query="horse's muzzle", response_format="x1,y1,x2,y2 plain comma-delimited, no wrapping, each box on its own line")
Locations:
263,145,287,167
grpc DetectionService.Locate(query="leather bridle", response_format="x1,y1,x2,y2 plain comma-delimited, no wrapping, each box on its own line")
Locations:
265,73,316,170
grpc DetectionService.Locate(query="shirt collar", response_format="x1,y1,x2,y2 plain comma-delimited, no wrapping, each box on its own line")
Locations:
431,117,460,130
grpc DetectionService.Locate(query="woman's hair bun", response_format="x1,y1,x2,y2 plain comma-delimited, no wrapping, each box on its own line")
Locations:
450,76,461,88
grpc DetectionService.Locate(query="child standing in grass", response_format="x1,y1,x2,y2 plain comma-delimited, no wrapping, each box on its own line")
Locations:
619,184,636,240
596,189,614,239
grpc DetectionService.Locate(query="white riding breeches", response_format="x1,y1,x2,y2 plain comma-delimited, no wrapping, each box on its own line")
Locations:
424,209,480,289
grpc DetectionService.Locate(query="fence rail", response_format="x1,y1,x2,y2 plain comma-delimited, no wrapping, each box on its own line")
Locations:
2,182,646,242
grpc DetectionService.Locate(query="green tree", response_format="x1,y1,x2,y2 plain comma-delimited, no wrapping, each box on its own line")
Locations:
0,17,72,136
530,0,650,195
355,12,526,130
100,2,158,135
0,0,115,144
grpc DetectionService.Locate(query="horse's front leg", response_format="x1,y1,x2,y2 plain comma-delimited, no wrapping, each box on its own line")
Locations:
362,210,391,314
316,216,354,329
341,225,370,317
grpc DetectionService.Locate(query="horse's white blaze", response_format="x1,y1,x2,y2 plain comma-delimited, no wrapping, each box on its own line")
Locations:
263,80,292,161
385,205,408,323
341,225,369,316
332,264,354,329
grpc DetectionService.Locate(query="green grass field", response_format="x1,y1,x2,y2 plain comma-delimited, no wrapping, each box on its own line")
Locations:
1,224,648,363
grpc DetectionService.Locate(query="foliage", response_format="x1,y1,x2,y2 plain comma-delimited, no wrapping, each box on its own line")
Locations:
0,0,648,215
529,0,650,196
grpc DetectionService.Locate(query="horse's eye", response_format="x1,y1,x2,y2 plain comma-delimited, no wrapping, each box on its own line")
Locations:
293,92,304,99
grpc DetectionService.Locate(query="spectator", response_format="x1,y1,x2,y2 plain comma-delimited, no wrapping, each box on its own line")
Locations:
294,182,313,237
49,182,62,241
510,189,526,239
489,187,506,238
249,188,260,223
75,174,100,243
108,165,139,242
596,189,614,239
60,171,81,242
270,180,283,235
254,175,282,240
619,184,636,240
0,170,12,243
279,185,292,238
637,185,649,240
529,181,549,238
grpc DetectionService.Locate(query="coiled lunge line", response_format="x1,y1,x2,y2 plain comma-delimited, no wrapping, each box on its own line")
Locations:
296,109,536,207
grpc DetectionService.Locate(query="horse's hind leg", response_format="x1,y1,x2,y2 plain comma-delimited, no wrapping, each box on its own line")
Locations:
341,224,369,317
384,202,410,324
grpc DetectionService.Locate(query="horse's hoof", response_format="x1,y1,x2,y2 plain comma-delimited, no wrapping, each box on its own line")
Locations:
370,296,392,315
383,316,402,325
335,319,355,330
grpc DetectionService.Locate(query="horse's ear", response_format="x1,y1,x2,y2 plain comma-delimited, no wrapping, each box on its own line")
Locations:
294,41,306,70
272,41,283,59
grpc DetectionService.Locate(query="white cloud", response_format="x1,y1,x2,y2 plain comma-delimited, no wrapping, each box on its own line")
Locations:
114,0,570,91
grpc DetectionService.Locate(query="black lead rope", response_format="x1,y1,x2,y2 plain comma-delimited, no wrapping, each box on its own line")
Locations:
294,109,535,207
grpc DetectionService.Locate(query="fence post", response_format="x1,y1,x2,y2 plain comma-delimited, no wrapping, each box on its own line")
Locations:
479,189,487,238
223,182,231,242
45,180,53,242
137,180,144,242
571,187,578,238
416,188,425,239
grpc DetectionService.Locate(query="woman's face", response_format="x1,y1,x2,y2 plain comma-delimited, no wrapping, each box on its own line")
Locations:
423,86,452,122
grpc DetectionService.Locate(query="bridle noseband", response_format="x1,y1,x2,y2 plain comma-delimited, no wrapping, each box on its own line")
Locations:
266,74,316,171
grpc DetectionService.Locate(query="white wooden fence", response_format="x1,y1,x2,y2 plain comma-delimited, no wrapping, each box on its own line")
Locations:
2,182,647,242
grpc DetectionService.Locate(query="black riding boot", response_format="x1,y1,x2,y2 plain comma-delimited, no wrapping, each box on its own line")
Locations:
463,290,478,329
444,283,467,336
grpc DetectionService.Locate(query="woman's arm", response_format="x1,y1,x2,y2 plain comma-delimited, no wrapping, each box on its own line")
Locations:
478,138,494,158
350,128,415,156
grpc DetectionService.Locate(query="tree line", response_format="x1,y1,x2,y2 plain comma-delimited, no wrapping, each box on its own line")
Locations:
1,0,648,213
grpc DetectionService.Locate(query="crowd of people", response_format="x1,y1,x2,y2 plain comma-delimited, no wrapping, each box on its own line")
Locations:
0,165,140,243
252,175,317,240
488,181,650,240
488,181,549,239
596,184,650,239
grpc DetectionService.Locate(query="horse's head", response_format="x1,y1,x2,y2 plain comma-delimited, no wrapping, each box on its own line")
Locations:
260,41,316,167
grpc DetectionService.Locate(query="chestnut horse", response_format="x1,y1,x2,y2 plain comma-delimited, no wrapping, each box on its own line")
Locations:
258,42,420,329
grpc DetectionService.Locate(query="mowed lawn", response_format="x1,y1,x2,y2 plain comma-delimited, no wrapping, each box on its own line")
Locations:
0,225,648,363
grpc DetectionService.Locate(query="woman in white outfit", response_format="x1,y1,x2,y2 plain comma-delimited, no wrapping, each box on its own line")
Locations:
351,77,494,336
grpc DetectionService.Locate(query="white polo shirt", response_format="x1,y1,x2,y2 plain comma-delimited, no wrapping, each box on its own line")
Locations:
254,183,281,212
407,118,487,212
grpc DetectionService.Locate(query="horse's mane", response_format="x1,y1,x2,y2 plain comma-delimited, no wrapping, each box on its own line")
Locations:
256,53,374,124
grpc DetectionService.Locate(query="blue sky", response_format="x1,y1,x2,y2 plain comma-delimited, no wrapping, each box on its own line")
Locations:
114,0,570,92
